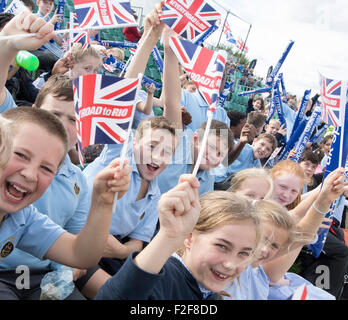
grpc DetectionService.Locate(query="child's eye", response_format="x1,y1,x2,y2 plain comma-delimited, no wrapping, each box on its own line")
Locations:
239,251,250,257
216,244,227,250
41,165,55,174
14,152,28,160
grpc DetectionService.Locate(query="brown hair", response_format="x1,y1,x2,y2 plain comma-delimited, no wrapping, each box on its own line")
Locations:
34,74,73,108
253,96,265,112
2,107,68,166
135,116,177,141
270,160,305,210
255,133,278,152
300,150,320,165
247,111,267,129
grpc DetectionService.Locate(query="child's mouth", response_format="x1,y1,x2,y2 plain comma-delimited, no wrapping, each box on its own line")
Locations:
210,268,229,281
146,163,159,173
5,182,29,202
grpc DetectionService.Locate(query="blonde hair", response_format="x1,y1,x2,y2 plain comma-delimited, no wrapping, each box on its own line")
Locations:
178,191,263,257
228,168,273,199
254,200,313,249
270,160,305,210
268,118,280,127
70,43,102,66
0,116,13,170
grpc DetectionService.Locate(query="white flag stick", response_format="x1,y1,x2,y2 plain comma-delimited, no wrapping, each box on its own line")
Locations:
112,73,144,213
191,106,215,177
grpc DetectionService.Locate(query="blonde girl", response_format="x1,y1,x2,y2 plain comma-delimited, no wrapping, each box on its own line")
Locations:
96,174,263,300
0,116,12,172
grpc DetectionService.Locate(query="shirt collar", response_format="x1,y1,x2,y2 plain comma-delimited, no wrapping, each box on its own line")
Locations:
172,252,214,299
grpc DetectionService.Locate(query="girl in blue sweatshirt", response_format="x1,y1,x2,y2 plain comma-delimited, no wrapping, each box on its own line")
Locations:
96,174,263,300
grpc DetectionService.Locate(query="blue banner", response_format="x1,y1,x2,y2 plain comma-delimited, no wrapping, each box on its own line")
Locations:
289,105,322,163
308,94,348,257
99,40,138,49
266,40,295,86
237,86,272,96
193,23,219,46
0,0,6,13
277,119,307,161
273,79,287,129
278,73,287,103
310,124,328,144
289,89,311,138
218,81,233,108
151,46,163,74
54,0,65,30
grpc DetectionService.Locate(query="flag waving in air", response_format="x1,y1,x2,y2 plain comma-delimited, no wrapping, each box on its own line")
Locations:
236,37,248,53
169,36,227,107
320,73,344,127
73,74,139,150
72,0,136,29
70,12,90,51
223,21,236,44
160,0,220,42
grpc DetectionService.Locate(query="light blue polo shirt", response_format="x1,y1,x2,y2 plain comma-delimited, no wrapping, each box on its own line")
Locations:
0,205,65,267
1,155,90,269
132,89,154,130
181,89,230,132
211,143,261,183
83,141,161,242
224,265,270,300
0,88,17,114
157,128,214,196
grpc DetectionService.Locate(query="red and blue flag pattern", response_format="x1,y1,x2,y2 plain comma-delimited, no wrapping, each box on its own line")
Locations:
160,0,220,42
72,0,136,29
73,74,138,150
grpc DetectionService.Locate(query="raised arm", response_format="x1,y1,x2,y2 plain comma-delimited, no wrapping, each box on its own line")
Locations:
0,10,54,106
262,167,345,282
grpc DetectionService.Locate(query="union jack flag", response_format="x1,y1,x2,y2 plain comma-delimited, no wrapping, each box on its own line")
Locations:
169,36,227,107
236,38,248,53
72,0,136,29
320,74,344,127
223,21,236,44
160,0,220,42
61,37,69,53
290,284,308,300
70,12,90,51
73,74,139,150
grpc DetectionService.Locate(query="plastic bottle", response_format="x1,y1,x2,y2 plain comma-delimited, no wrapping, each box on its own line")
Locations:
14,50,40,72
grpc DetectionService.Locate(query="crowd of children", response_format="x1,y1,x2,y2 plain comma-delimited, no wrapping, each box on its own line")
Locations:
0,1,347,301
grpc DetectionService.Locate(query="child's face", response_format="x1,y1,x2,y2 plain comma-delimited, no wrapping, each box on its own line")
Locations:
272,173,301,207
71,56,101,78
253,99,262,110
37,0,54,16
252,138,273,159
186,84,196,93
252,221,289,267
38,94,77,151
0,123,65,215
235,177,270,201
265,122,279,135
300,160,317,179
133,128,176,181
322,139,333,155
183,221,257,293
195,134,229,170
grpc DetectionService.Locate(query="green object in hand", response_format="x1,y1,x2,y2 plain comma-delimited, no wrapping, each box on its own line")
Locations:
15,50,40,71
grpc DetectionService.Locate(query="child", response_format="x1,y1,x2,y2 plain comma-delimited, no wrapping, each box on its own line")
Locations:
299,150,323,193
82,8,179,276
157,24,233,196
212,133,277,190
228,168,273,201
0,107,131,299
95,175,263,300
317,134,333,172
225,167,344,300
246,96,265,114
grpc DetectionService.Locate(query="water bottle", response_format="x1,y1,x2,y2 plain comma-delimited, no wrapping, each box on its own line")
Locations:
15,50,40,71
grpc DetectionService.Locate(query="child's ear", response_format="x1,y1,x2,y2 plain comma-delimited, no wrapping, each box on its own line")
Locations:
184,233,193,250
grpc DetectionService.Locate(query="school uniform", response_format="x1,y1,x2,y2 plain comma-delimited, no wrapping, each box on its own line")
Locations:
0,206,65,266
132,89,154,130
84,143,160,242
1,155,90,270
157,129,214,196
211,143,261,183
180,89,230,132
95,252,218,300
0,88,17,113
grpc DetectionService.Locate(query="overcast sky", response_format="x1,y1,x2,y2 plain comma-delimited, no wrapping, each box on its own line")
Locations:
207,0,348,98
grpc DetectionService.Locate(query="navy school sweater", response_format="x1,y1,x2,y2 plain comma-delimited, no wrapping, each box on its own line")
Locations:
95,252,218,300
